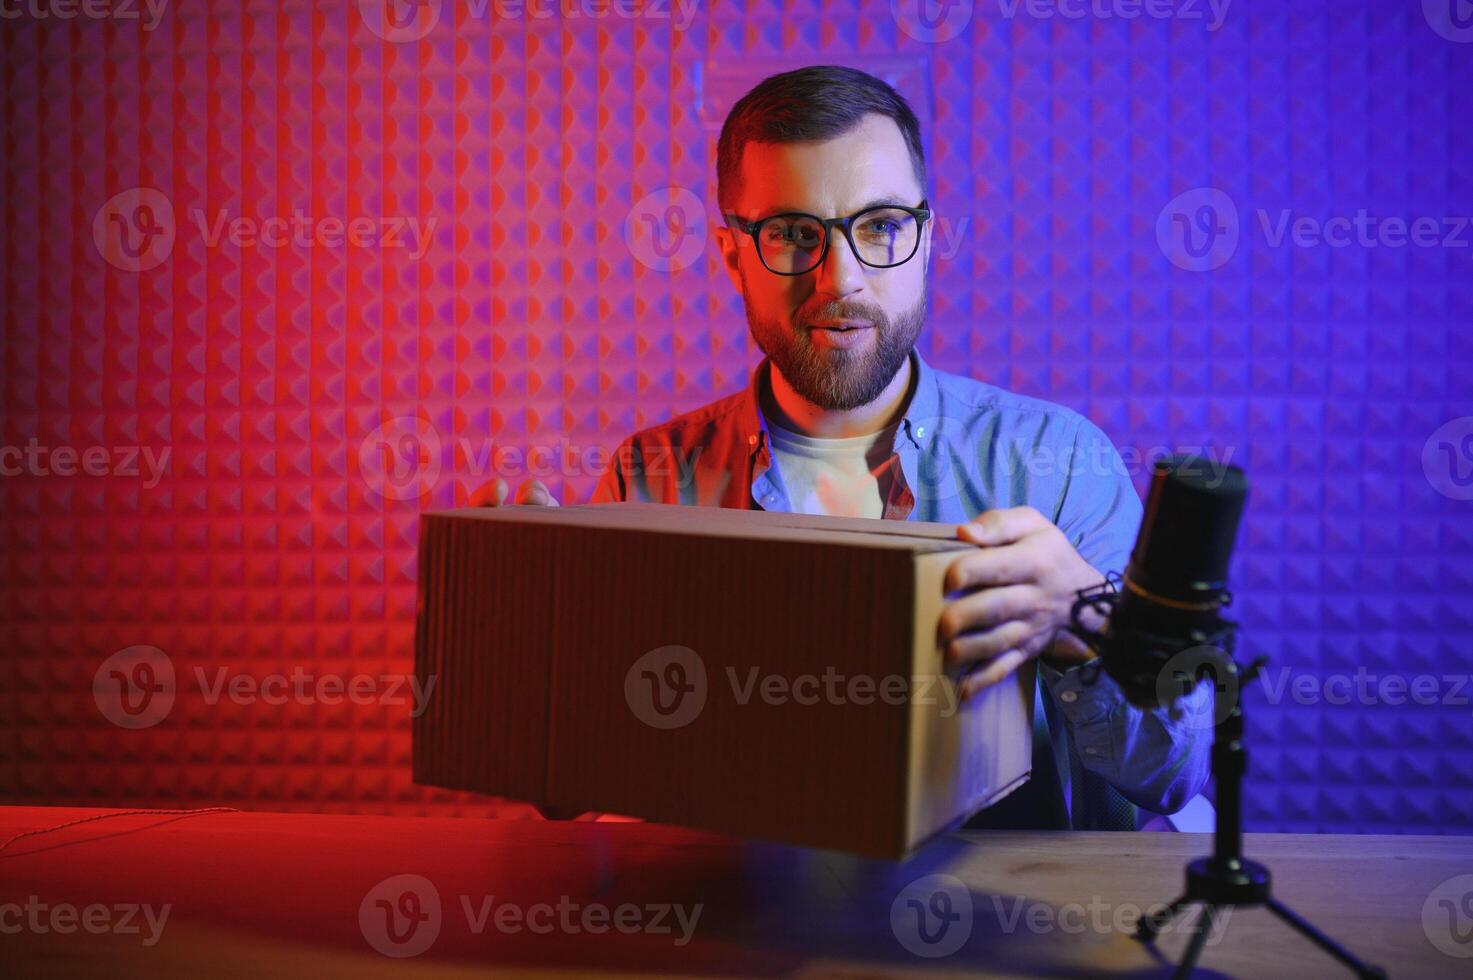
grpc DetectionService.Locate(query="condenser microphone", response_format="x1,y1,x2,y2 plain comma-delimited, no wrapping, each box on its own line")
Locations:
1070,454,1249,708
1067,455,1386,979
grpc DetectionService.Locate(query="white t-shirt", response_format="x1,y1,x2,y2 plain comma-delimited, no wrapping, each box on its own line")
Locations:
765,419,899,518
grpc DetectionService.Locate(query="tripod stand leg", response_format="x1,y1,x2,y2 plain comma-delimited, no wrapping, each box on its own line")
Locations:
1136,894,1189,942
1170,904,1216,980
1266,898,1386,980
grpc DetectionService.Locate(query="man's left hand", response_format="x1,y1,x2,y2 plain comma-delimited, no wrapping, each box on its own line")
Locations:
938,506,1107,700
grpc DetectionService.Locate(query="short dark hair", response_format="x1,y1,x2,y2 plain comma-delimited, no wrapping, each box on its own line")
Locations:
716,65,927,214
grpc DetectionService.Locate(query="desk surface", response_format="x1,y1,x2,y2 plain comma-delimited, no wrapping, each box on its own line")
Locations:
0,806,1468,978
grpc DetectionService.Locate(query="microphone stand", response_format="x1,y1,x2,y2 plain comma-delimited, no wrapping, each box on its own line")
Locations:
1069,581,1387,980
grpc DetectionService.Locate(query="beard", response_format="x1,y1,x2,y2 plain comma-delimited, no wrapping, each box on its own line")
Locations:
741,277,926,412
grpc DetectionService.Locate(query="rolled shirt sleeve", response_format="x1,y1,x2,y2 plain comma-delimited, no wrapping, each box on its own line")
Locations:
1043,417,1213,816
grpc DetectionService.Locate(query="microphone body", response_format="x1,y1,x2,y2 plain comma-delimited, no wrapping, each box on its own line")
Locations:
1073,454,1248,708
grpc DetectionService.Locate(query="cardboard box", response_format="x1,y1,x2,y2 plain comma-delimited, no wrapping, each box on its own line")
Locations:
413,502,1033,859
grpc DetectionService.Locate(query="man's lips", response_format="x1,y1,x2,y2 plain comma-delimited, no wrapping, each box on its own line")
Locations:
806,320,876,350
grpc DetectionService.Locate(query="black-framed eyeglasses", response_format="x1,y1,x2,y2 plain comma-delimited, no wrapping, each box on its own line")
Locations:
725,200,931,276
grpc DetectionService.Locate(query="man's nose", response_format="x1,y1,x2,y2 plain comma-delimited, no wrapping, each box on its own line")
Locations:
811,230,867,298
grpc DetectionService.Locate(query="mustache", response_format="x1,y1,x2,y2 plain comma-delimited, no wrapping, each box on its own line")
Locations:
797,301,888,330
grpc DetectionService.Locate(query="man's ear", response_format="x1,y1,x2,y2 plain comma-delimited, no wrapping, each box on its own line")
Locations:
714,224,744,295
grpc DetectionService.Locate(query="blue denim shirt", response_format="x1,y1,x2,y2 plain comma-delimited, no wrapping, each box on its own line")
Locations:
593,348,1211,828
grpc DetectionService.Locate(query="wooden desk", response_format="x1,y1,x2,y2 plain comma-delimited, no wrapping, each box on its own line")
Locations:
0,806,1467,977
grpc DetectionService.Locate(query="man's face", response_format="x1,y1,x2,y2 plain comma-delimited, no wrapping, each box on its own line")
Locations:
716,113,931,412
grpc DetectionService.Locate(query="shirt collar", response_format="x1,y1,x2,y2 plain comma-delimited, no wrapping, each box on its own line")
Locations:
739,358,770,459
898,347,940,450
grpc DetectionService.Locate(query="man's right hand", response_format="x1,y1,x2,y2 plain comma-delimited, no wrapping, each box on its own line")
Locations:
468,477,560,507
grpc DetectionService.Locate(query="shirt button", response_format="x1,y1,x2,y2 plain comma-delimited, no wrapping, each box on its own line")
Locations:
1059,690,1078,704
915,425,925,438
748,434,757,447
1084,746,1099,756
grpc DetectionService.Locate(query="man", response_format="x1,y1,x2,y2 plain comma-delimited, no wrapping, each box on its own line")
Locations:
476,65,1210,830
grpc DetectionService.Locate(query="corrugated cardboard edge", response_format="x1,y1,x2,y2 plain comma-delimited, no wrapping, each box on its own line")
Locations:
436,503,975,551
901,549,1035,853
412,512,558,803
